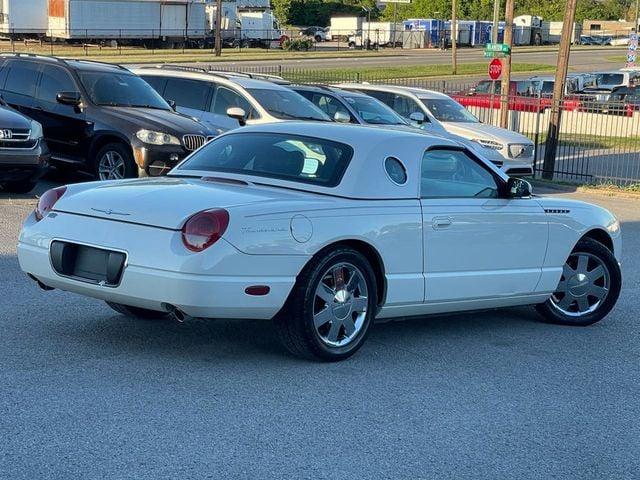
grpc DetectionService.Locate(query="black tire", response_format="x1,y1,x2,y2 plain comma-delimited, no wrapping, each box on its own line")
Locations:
94,143,137,180
535,237,621,326
314,35,322,42
274,247,377,362
1,180,37,193
106,301,170,320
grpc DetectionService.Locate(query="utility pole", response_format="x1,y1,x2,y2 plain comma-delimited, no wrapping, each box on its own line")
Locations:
451,0,457,75
214,0,222,57
542,0,578,180
499,0,514,128
635,0,639,32
492,0,500,43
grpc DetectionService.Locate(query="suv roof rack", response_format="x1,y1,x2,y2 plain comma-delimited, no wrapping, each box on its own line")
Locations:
143,64,290,84
0,52,130,71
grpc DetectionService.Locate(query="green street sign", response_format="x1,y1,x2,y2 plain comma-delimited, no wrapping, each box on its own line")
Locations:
483,51,507,58
484,43,510,54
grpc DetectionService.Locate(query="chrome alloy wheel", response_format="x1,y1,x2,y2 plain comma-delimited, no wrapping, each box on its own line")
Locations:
550,252,611,317
313,262,369,347
98,150,126,180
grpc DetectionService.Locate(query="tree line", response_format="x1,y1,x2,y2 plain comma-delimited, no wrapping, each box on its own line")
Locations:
274,0,637,28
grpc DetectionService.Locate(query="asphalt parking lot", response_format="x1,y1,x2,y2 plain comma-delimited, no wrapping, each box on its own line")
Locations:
1,176,639,479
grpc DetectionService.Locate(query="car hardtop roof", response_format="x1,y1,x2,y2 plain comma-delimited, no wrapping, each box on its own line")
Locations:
131,66,287,90
336,83,451,99
290,84,371,98
223,120,460,147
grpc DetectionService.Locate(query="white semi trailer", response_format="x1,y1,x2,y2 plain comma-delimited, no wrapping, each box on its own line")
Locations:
47,0,209,47
206,0,282,48
0,0,49,37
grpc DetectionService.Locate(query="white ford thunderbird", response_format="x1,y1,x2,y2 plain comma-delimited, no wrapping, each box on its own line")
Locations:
18,123,622,361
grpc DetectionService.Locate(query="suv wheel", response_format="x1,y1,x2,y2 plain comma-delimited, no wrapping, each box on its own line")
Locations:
95,143,136,180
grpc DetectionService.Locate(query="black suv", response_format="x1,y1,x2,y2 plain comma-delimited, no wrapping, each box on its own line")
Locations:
0,54,214,179
0,99,50,193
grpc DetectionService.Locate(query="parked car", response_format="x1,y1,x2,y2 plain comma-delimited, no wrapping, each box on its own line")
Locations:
289,85,409,126
18,123,622,361
338,83,535,176
454,79,584,112
588,85,640,116
0,99,50,193
583,70,640,101
299,26,328,42
0,54,214,180
134,66,330,135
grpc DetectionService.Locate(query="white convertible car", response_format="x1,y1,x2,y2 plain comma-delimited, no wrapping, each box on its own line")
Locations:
18,123,622,361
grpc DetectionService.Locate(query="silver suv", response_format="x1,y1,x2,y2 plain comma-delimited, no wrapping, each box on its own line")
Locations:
134,67,330,135
337,83,535,176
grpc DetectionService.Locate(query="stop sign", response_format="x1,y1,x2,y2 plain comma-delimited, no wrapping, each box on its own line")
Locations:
489,58,502,80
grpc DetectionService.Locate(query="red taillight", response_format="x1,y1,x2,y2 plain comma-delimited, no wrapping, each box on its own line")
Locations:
181,209,229,252
35,186,67,221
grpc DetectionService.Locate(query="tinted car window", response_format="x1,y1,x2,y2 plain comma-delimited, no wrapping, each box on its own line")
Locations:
212,86,253,117
343,96,404,125
163,78,211,110
37,65,77,103
142,75,167,95
420,98,479,123
308,93,352,120
78,71,169,109
176,132,353,187
4,61,40,97
421,149,499,198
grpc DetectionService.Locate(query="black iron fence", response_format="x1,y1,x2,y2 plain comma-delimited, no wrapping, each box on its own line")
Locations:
210,65,640,186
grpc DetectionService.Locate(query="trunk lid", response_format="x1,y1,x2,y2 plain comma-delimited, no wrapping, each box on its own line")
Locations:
54,176,309,229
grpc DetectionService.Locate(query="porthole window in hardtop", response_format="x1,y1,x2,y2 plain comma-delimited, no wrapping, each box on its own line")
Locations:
420,149,500,198
177,132,353,187
384,156,407,185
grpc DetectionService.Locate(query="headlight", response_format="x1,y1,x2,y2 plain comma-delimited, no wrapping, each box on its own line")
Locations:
136,129,181,146
29,120,44,140
471,138,503,150
508,143,534,158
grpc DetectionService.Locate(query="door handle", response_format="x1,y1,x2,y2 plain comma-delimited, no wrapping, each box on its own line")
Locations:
432,216,452,230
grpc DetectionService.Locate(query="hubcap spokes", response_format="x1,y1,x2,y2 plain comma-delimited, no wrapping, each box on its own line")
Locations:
313,263,368,347
550,252,610,317
98,151,125,180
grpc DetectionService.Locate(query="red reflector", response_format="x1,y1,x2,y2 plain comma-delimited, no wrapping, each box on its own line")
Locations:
245,285,270,296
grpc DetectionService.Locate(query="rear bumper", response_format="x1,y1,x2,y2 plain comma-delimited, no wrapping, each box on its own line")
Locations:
17,211,306,319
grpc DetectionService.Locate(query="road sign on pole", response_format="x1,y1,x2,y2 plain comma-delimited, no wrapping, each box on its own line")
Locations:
627,32,638,67
489,58,502,80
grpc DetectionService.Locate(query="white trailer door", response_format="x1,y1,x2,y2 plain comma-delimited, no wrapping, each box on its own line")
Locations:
161,3,186,36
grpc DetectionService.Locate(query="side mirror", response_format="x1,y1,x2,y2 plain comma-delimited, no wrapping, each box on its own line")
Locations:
333,110,350,123
226,106,247,126
409,112,425,124
56,91,82,106
507,177,532,198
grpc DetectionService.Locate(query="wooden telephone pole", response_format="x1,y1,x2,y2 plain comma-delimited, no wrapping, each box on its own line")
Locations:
541,0,578,179
499,0,514,128
451,0,457,74
214,0,222,57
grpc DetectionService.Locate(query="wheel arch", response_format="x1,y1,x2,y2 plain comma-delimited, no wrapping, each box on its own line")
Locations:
580,228,614,254
88,132,132,165
306,239,387,309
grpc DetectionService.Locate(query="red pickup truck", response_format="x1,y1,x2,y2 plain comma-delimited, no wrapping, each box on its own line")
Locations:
451,80,582,112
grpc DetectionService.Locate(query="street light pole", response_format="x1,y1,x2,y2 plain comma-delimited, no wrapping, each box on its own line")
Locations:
214,0,222,57
492,0,500,43
451,0,457,74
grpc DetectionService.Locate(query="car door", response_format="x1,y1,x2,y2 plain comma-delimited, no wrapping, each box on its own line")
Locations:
162,77,214,127
420,147,548,302
33,64,89,162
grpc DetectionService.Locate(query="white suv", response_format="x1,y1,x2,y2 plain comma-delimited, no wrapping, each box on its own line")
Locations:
337,83,535,176
134,67,330,135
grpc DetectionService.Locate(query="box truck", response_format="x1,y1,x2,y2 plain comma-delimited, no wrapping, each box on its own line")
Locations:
348,22,403,48
0,0,49,37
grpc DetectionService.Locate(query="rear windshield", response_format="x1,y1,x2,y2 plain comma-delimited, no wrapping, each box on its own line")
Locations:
597,73,624,86
176,132,353,187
